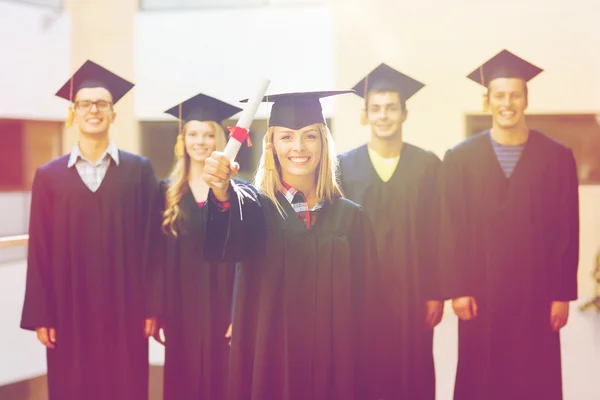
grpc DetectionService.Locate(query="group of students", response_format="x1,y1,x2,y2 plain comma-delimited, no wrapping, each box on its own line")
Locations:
20,48,580,400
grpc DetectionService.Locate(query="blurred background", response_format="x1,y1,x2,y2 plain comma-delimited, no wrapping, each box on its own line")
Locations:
0,0,599,398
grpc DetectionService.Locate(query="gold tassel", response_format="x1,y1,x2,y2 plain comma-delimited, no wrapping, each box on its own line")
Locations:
479,66,488,112
264,95,275,171
174,135,185,159
66,76,74,126
66,104,74,127
174,103,185,158
360,108,368,126
361,71,370,125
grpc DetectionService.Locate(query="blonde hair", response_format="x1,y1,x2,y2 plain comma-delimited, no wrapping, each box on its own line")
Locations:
253,123,343,217
162,120,227,236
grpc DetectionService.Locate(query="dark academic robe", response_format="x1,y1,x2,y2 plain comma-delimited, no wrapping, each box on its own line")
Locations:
338,143,442,400
206,183,385,400
440,130,579,400
147,179,237,400
20,151,158,400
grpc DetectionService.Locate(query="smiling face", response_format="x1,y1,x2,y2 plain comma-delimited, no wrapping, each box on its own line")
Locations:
272,124,322,183
183,120,218,164
73,87,115,136
487,77,528,130
366,91,407,140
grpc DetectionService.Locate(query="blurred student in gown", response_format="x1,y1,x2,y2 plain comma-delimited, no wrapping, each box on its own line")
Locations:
148,92,243,400
338,63,444,400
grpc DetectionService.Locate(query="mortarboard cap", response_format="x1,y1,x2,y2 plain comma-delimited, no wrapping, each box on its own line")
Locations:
55,60,134,104
467,49,543,87
352,63,425,101
164,93,242,124
240,90,354,130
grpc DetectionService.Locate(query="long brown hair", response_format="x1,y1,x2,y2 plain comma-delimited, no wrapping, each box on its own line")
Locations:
161,120,227,236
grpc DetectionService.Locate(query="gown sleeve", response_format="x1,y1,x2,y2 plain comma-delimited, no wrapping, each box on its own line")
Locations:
349,207,384,315
439,148,474,300
230,262,243,322
551,149,579,301
204,181,264,263
144,178,166,320
21,168,55,331
348,207,388,399
419,154,444,301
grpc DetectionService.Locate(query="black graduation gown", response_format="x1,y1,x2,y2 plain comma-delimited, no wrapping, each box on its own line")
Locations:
205,183,385,400
338,143,442,400
439,130,579,400
148,179,237,400
20,151,158,400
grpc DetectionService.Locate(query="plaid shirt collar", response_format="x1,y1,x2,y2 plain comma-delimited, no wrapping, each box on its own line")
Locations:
278,181,324,213
68,140,119,168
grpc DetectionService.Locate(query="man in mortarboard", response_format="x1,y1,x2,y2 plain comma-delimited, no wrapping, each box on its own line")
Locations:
337,63,444,400
20,60,159,400
439,50,579,400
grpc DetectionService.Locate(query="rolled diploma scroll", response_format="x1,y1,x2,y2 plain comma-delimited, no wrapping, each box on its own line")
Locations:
214,78,270,188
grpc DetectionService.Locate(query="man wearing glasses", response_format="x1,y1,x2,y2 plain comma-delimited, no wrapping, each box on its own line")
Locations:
20,60,158,400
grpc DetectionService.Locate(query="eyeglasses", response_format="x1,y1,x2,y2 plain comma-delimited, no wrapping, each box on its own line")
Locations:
74,100,113,112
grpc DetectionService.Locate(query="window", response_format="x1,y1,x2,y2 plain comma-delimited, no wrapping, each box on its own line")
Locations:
140,0,325,11
0,121,24,191
0,119,63,191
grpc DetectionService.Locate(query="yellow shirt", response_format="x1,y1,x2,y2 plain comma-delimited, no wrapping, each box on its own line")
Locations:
367,146,400,182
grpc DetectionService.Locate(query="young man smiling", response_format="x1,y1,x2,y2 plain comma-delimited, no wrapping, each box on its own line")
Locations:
338,63,444,400
440,50,580,400
20,60,158,400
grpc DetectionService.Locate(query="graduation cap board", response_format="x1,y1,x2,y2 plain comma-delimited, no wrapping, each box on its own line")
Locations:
56,60,134,105
240,90,355,130
164,93,242,125
352,63,425,103
466,49,543,111
55,60,134,126
164,93,243,161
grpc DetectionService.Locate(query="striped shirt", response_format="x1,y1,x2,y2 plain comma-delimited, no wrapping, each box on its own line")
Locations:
67,141,120,192
490,135,525,177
